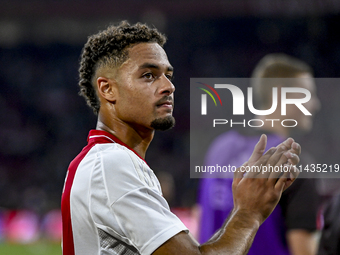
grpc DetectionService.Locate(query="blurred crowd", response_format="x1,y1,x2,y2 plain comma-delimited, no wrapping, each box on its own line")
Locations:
0,15,340,245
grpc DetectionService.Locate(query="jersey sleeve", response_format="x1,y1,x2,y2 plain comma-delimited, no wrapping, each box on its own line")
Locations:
112,187,188,254
89,145,188,255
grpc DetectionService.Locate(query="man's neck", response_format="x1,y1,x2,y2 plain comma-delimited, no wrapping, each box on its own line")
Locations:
96,114,154,159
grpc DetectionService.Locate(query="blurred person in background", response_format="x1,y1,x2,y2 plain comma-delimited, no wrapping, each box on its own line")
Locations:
317,191,340,255
316,146,340,253
61,22,301,255
199,53,321,255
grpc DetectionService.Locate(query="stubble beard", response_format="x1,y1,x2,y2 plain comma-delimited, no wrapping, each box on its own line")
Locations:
150,116,175,131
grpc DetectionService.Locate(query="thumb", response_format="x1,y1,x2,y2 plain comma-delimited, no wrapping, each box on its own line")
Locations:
247,134,267,166
233,166,244,185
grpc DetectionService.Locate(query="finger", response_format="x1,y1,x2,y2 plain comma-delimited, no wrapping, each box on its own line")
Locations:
233,167,244,185
274,172,289,194
247,134,267,166
285,142,301,165
268,146,293,167
260,146,288,178
289,165,300,180
265,149,299,179
290,142,301,156
274,165,299,192
267,165,290,186
285,151,300,166
276,137,294,150
246,147,276,178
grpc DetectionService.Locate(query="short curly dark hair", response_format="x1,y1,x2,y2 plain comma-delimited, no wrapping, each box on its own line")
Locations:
78,21,167,114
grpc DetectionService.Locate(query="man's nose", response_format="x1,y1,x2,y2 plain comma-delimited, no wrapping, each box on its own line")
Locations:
158,75,175,95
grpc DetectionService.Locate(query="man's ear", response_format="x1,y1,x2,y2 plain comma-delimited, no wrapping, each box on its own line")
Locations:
96,77,117,103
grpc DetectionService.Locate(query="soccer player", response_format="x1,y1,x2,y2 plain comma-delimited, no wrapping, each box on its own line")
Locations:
61,22,301,255
199,54,320,255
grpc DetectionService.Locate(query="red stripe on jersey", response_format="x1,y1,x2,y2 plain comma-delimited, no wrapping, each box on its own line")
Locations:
61,129,148,254
61,142,96,255
88,130,148,165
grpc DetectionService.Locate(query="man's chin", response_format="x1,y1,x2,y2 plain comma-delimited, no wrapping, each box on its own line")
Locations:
150,116,175,131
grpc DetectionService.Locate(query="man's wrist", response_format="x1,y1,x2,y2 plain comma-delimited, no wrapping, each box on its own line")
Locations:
229,208,262,229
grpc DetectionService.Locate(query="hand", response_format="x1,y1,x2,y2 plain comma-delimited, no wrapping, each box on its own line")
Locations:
153,135,302,255
232,134,301,224
245,134,300,191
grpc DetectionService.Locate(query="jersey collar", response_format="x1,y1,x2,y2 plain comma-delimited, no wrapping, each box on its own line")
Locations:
87,129,147,164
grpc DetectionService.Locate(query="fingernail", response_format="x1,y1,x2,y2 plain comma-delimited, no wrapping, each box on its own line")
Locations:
286,137,294,144
268,147,276,154
293,143,299,150
284,151,292,157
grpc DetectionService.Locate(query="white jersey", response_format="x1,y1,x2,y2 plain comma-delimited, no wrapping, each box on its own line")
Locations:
61,130,188,255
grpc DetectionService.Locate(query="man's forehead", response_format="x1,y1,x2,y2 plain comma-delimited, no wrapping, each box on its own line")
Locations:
127,42,171,67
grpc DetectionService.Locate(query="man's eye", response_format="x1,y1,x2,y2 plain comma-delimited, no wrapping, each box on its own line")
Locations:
166,74,174,81
143,73,154,80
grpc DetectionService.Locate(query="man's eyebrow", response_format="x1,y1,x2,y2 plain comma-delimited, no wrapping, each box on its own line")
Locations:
139,63,174,72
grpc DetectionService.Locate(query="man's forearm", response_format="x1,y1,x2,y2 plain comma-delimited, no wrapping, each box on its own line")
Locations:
202,208,236,245
199,209,260,255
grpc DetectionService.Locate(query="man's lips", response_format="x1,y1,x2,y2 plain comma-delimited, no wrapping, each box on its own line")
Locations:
156,96,174,108
157,101,173,109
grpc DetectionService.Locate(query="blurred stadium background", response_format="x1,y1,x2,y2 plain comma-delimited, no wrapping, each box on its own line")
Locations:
0,0,339,253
